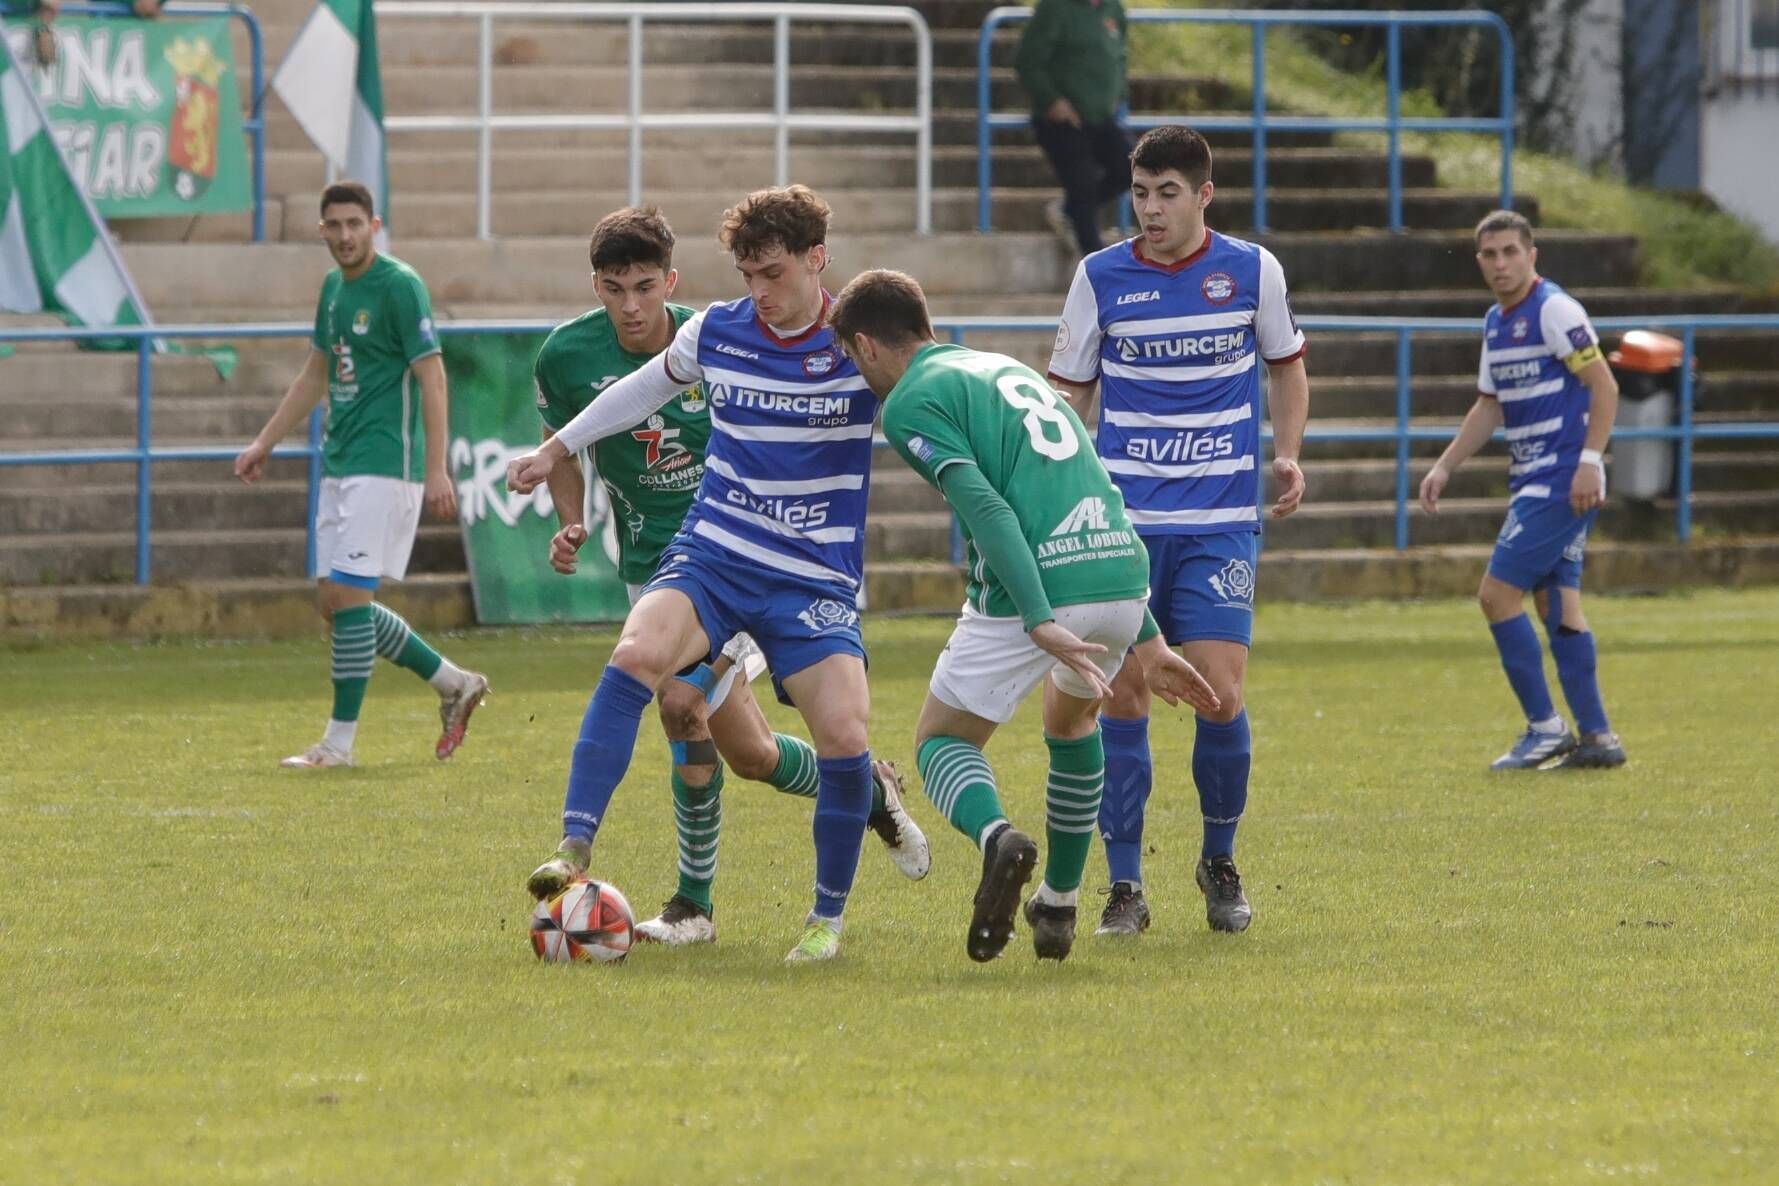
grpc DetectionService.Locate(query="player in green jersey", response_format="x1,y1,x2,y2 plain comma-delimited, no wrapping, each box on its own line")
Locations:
529,208,929,944
830,269,1219,963
234,181,488,770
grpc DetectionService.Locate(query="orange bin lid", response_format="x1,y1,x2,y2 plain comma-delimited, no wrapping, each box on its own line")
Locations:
1608,330,1685,374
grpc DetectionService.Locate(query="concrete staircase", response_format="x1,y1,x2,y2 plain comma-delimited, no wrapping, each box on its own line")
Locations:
5,0,1778,633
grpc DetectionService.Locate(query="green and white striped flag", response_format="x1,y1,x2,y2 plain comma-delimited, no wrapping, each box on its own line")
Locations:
0,24,153,330
272,0,389,238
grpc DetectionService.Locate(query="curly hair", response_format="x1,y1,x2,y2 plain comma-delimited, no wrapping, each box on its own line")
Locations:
718,184,832,261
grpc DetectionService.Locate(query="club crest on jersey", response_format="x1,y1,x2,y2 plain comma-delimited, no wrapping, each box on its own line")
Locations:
352,310,370,335
798,597,859,636
1511,317,1530,341
1202,272,1238,305
631,414,689,469
802,348,838,377
1116,290,1160,306
1207,558,1255,605
1054,321,1071,352
679,387,707,414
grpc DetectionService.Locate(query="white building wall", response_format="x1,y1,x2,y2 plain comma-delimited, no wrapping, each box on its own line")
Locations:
1702,95,1779,242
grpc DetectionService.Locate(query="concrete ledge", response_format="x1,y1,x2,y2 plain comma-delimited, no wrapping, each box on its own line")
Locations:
1,575,474,642
7,540,1779,641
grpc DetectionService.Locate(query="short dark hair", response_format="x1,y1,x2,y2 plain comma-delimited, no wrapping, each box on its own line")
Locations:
589,206,675,273
1130,126,1213,188
719,184,832,261
1475,209,1534,247
320,181,375,219
828,269,934,350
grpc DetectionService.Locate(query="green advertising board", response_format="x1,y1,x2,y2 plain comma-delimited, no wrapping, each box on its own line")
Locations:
444,332,632,625
14,14,250,217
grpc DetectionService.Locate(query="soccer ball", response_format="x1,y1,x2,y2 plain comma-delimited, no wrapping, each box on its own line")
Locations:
529,879,635,964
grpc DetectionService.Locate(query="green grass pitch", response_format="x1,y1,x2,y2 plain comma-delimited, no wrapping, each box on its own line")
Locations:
3,590,1776,1185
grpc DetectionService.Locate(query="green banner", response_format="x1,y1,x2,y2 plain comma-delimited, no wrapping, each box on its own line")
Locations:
13,14,250,216
445,333,631,625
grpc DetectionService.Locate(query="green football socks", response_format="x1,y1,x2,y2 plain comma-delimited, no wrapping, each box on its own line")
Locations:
370,602,444,680
672,765,724,913
330,604,375,724
917,735,1008,848
768,733,886,812
1043,730,1105,894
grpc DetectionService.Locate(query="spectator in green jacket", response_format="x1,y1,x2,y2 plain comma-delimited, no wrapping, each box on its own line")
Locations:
1014,0,1130,257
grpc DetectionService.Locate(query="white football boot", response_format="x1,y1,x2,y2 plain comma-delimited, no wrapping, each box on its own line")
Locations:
635,894,718,945
867,759,931,880
280,743,353,769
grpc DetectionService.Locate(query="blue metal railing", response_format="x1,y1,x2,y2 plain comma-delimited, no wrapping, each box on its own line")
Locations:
2,314,1776,585
61,2,267,242
977,7,1514,235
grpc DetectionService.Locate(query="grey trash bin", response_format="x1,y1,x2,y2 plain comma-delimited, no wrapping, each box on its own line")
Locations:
1607,330,1690,502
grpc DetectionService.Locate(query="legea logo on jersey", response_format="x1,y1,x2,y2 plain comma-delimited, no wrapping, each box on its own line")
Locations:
798,597,858,636
1202,273,1238,305
1207,558,1255,606
802,348,839,377
1116,290,1160,306
715,343,761,361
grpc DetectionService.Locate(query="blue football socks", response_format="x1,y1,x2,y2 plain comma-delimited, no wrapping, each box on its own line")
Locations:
1489,614,1558,724
1098,715,1153,885
560,665,654,844
811,752,873,919
1194,712,1251,860
1550,627,1610,735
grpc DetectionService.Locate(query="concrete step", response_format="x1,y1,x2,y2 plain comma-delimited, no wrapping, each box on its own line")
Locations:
256,144,1431,206
1294,370,1779,419
116,234,1078,310
0,397,269,442
1290,287,1779,319
0,524,465,585
991,188,1540,235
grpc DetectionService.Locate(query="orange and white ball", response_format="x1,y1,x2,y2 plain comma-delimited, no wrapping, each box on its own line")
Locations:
530,879,634,964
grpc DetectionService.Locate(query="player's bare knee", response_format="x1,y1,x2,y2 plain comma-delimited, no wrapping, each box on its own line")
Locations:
673,762,721,789
656,683,708,742
813,719,870,759
610,633,672,690
1201,678,1245,724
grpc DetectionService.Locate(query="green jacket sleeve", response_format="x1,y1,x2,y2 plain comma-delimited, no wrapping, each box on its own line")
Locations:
938,461,1055,632
1013,0,1064,114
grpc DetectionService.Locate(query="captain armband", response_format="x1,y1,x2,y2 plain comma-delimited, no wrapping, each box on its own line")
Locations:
1564,343,1603,374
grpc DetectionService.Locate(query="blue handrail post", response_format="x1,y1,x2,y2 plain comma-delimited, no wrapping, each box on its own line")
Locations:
240,2,266,242
1386,22,1403,233
1393,328,1412,549
1676,326,1695,543
977,11,997,233
1250,20,1267,234
135,335,154,584
305,405,325,578
1498,16,1514,210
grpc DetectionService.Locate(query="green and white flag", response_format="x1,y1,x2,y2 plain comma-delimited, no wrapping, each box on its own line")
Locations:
0,23,153,330
272,0,389,238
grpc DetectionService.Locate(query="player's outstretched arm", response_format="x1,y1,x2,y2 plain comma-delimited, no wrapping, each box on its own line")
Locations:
1419,395,1504,515
1265,357,1310,518
415,354,457,521
235,349,327,485
1132,633,1221,716
1031,621,1115,701
508,355,687,494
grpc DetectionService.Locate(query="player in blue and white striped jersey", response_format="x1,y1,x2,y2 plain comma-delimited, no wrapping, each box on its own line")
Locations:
1047,126,1310,937
506,186,884,963
1420,210,1626,771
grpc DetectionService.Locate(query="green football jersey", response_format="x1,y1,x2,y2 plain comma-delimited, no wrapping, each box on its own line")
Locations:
310,254,440,481
533,304,710,584
883,342,1149,616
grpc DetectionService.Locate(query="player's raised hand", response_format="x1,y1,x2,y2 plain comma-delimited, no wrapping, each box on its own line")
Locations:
550,524,588,574
1135,637,1221,715
425,470,458,521
1030,620,1114,701
233,440,269,485
506,449,556,495
1270,457,1306,518
1418,463,1449,515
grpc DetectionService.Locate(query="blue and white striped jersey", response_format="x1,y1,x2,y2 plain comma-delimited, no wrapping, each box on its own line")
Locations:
1477,277,1602,502
1047,232,1305,535
663,295,876,591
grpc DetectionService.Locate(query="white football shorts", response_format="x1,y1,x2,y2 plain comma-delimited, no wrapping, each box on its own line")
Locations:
314,475,424,583
930,597,1148,724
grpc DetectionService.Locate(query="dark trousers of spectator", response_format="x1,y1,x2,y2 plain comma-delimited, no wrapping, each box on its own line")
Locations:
1032,116,1133,255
